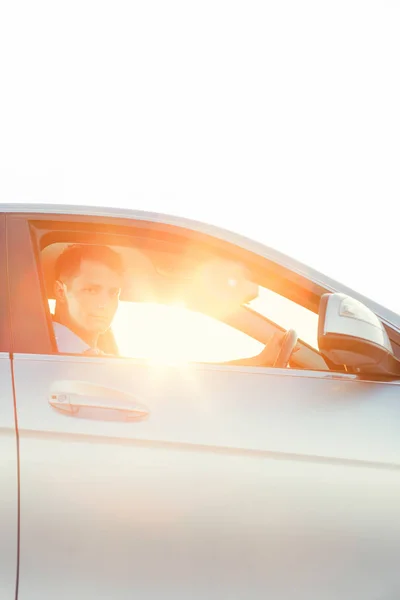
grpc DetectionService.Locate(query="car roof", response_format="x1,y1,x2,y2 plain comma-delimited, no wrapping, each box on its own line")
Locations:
1,202,399,330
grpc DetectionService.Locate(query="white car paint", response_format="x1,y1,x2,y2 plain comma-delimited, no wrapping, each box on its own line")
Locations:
14,355,400,600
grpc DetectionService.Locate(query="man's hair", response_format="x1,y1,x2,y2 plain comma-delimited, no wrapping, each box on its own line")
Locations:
55,244,124,283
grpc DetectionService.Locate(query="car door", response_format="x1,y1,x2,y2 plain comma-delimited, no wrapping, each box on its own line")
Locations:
8,208,400,600
0,213,18,600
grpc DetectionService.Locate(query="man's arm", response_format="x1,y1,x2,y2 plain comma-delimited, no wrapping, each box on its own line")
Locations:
220,331,287,367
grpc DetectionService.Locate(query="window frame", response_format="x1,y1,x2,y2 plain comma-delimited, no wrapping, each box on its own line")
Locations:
6,212,320,351
6,210,397,374
6,213,324,364
0,213,11,353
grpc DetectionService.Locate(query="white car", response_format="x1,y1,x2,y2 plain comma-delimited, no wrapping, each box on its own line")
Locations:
1,204,400,600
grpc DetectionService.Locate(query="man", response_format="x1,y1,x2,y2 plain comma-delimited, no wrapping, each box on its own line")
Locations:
53,244,124,355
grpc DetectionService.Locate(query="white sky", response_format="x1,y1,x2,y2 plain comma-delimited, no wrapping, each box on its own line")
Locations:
0,1,399,314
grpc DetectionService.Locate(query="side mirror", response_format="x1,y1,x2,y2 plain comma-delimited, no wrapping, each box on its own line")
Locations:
318,293,400,376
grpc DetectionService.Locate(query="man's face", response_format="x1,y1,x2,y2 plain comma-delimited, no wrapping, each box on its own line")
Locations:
57,259,122,335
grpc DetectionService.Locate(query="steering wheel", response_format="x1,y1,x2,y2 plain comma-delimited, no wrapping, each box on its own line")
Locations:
273,329,299,368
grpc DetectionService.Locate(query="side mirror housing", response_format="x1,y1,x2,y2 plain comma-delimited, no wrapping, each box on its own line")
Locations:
318,293,399,375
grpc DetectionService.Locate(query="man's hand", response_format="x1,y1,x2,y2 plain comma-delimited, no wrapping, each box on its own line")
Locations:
220,329,300,367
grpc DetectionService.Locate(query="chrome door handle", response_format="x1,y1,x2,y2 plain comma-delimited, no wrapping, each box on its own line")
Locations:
49,380,149,420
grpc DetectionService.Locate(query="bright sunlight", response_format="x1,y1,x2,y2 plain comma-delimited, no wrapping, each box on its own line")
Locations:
49,284,319,363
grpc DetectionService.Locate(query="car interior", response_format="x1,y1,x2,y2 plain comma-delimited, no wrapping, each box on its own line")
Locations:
40,239,329,370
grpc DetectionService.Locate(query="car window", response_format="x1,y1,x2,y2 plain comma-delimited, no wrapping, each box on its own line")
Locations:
43,239,320,366
247,286,319,350
48,299,264,363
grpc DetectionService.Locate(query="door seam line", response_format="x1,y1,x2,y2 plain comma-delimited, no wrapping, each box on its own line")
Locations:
10,354,20,600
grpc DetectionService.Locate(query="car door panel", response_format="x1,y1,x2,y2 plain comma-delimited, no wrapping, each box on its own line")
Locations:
7,208,400,599
14,353,400,600
0,355,18,600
